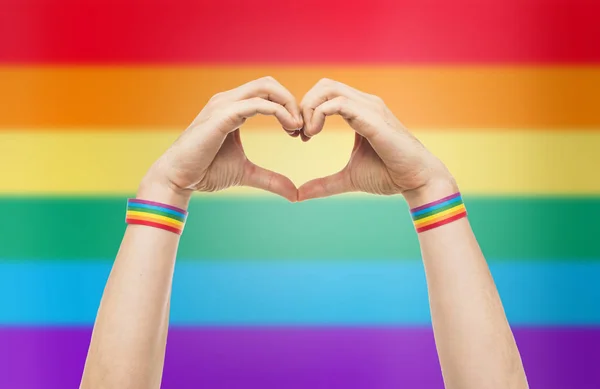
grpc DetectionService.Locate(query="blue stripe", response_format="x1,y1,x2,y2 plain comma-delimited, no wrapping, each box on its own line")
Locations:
411,195,462,217
0,260,598,326
127,202,187,218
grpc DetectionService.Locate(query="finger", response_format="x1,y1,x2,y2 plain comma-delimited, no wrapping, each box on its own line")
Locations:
300,78,365,134
305,96,360,138
300,131,311,142
283,128,304,138
242,162,298,202
222,77,303,128
297,170,353,201
220,97,298,133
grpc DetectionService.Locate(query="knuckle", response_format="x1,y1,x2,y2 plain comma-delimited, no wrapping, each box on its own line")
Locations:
208,92,225,104
317,77,335,87
337,96,349,106
260,75,276,85
335,96,350,111
206,92,223,107
318,85,336,99
313,105,324,117
370,94,384,104
322,83,341,97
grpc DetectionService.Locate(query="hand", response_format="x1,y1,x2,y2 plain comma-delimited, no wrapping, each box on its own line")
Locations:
297,79,457,206
140,77,303,206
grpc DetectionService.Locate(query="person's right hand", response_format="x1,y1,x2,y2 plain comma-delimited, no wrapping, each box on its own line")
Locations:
139,77,303,207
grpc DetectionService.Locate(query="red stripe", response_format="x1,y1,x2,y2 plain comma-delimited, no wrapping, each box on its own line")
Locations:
126,218,183,235
415,212,468,233
1,0,599,64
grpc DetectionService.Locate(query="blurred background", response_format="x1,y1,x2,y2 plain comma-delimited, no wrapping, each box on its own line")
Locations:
1,0,599,388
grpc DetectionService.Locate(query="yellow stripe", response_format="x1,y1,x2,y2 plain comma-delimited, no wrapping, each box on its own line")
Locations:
126,211,184,228
414,205,467,228
1,129,600,195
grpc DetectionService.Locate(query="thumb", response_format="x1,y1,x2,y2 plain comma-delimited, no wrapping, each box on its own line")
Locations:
297,170,353,202
242,162,298,202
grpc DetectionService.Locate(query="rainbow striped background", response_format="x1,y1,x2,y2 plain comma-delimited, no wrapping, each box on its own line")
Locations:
1,0,600,387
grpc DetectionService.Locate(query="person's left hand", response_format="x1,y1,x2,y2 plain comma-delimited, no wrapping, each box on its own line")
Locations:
296,78,455,206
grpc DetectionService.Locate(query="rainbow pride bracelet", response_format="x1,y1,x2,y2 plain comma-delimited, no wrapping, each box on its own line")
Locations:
125,199,188,235
410,192,467,233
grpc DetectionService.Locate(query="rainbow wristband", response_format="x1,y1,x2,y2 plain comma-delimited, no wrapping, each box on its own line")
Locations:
410,192,467,233
126,199,188,235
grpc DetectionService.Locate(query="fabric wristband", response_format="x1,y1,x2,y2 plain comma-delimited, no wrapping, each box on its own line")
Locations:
125,199,188,235
410,192,467,233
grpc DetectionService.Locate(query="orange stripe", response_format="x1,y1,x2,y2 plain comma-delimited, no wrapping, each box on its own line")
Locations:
1,66,599,129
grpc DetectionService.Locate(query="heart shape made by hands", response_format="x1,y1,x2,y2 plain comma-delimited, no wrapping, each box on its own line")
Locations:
177,77,444,204
240,80,418,201
236,78,428,203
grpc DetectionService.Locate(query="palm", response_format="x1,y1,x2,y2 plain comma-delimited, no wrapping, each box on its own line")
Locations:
345,133,400,196
297,78,455,202
148,77,300,202
193,130,247,192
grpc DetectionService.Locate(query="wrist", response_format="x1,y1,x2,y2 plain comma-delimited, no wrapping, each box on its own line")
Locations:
137,172,192,211
403,175,460,209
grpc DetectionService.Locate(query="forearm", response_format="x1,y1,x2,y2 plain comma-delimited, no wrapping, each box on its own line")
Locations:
407,184,528,389
80,77,301,388
81,181,190,389
295,79,527,386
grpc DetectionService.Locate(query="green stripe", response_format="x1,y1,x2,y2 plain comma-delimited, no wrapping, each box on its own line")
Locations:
412,200,464,220
2,195,598,260
127,205,186,222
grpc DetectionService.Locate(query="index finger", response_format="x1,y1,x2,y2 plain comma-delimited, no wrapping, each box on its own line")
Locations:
219,76,303,128
300,78,367,137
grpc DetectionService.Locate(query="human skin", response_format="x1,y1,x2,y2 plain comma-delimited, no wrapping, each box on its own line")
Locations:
298,78,529,389
80,77,528,389
80,77,302,389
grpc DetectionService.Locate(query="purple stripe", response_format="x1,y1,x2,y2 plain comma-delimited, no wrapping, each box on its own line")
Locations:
1,327,598,389
128,198,188,214
410,192,461,213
